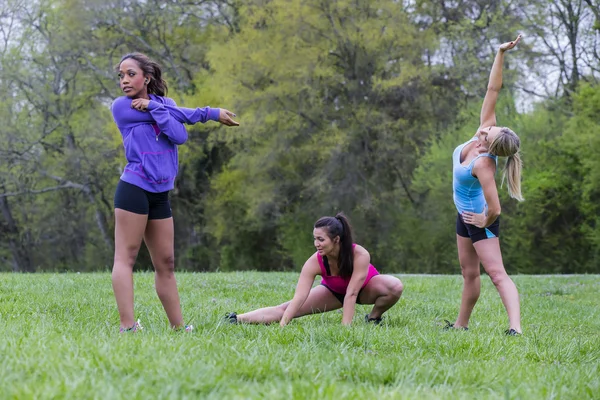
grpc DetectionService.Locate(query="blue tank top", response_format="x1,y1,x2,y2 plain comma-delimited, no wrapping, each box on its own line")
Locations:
452,138,497,213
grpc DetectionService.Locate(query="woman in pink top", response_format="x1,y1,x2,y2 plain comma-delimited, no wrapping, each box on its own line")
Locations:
226,213,404,326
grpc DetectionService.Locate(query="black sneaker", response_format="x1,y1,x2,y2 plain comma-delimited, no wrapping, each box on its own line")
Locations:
505,328,522,336
365,314,383,325
443,319,468,331
225,312,238,324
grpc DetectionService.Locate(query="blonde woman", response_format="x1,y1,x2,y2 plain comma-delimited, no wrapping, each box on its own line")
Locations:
447,35,524,335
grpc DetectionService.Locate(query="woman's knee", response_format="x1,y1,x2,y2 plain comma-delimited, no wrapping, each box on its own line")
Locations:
486,268,509,286
114,246,140,268
461,264,480,281
390,279,404,298
155,255,176,275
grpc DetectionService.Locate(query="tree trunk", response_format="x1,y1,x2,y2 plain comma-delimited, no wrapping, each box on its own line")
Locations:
87,191,113,251
0,195,34,272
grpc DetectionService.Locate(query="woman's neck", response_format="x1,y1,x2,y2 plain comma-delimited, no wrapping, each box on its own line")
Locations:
472,141,489,155
325,245,340,261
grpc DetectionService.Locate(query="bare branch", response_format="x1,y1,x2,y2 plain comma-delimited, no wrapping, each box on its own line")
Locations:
0,183,86,198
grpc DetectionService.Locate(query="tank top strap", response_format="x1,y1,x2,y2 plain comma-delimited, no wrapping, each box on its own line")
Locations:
466,153,497,177
454,137,478,164
472,153,497,164
316,252,328,276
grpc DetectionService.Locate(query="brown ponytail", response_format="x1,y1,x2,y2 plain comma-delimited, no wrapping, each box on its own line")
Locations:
314,212,355,277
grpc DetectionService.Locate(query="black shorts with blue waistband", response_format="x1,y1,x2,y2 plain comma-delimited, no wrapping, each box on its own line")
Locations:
456,213,500,243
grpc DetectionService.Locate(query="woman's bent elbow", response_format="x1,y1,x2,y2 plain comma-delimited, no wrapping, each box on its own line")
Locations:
489,208,501,219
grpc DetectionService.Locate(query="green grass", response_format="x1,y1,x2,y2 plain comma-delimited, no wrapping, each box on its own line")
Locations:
0,273,598,399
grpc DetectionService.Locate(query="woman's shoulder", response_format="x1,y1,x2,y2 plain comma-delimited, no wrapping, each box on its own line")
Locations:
111,96,131,108
111,96,135,120
352,243,369,255
474,153,497,165
304,251,321,267
302,252,322,275
472,154,497,175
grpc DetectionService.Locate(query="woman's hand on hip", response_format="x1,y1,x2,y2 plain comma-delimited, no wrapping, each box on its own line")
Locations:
462,211,487,228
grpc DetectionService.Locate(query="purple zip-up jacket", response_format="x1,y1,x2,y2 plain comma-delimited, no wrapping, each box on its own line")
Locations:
111,94,220,192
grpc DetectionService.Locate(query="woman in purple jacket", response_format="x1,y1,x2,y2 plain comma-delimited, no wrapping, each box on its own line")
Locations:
111,53,238,332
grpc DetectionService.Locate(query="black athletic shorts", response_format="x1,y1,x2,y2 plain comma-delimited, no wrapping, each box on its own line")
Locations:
321,283,365,305
456,213,500,243
114,180,172,220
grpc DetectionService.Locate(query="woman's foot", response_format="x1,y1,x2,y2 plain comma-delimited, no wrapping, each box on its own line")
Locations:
120,319,143,333
505,328,522,336
174,325,194,332
225,312,238,324
365,314,383,325
443,319,468,331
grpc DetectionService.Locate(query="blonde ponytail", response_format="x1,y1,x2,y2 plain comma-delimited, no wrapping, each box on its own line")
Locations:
503,152,524,201
489,127,524,202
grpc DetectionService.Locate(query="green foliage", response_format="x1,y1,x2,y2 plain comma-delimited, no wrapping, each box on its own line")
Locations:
1,0,600,273
199,0,465,271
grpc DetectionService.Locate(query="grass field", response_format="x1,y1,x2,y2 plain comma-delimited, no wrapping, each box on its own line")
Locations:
0,273,598,399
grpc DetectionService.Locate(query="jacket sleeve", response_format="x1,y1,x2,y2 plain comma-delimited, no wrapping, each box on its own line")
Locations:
163,104,221,125
111,97,137,128
111,96,155,129
147,98,189,145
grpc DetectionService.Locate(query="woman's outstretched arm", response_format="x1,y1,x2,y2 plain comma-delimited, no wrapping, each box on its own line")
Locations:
280,256,320,326
480,34,522,129
164,104,239,126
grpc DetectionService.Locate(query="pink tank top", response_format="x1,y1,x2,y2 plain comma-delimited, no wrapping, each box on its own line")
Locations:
318,244,379,294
